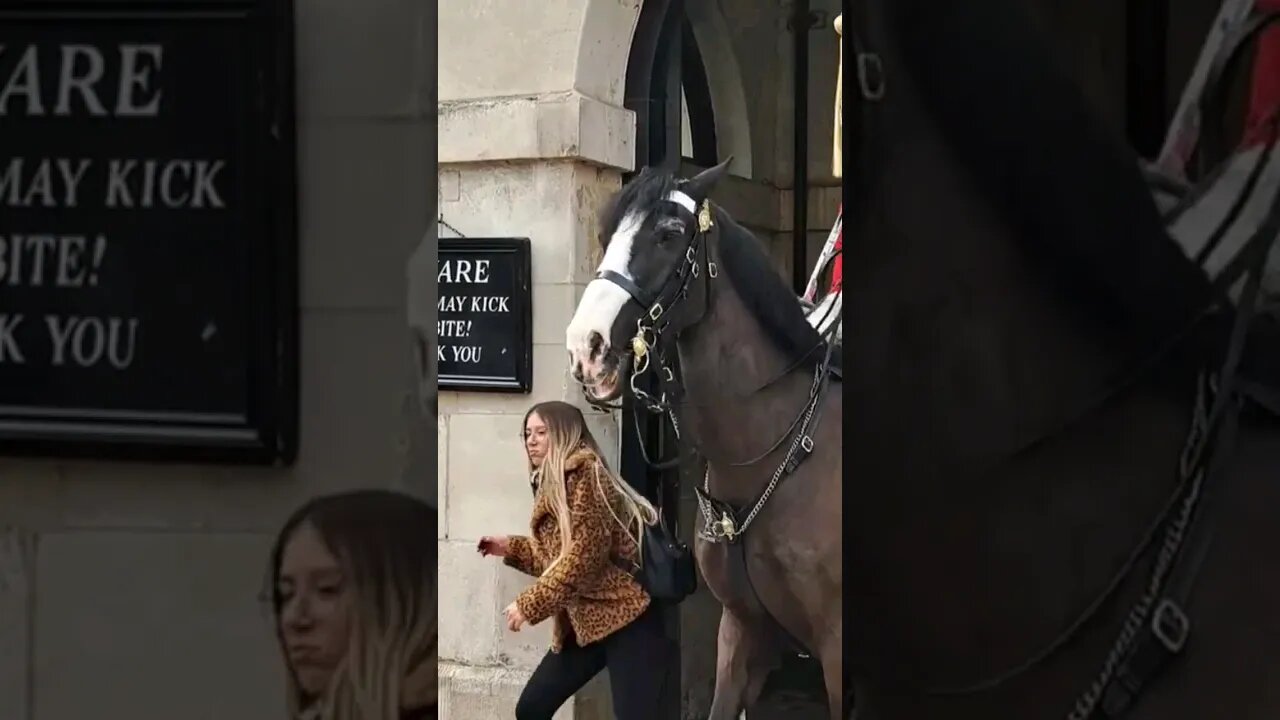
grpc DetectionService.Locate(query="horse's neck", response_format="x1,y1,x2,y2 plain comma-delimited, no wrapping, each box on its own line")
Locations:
675,263,814,502
843,61,1197,684
845,38,1140,483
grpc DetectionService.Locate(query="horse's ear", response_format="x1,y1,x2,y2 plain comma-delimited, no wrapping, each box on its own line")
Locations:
680,156,733,201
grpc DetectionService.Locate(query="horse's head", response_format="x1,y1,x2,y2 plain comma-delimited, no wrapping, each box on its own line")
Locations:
566,158,732,403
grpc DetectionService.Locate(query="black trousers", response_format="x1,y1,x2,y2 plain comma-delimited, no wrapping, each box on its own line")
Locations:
515,605,672,720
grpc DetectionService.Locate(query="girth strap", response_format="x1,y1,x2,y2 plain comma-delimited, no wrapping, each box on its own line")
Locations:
696,489,814,658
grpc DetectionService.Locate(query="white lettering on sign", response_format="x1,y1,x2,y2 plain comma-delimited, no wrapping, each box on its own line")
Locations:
0,43,164,117
0,234,107,287
437,256,517,370
0,314,24,363
437,259,490,284
470,295,509,313
0,232,136,368
45,315,138,369
105,158,226,209
0,158,92,207
0,39,236,382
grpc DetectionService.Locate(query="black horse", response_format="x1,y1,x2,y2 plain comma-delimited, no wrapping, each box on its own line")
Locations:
841,0,1280,718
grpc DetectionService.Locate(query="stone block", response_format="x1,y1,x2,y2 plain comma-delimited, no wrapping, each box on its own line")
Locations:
576,0,643,105
567,165,622,284
416,5,433,118
443,343,574,417
438,164,576,285
0,526,33,720
532,283,583,346
0,461,62,531
54,463,218,530
438,162,623,286
291,309,415,495
438,414,449,539
437,93,633,170
394,384,437,502
439,663,539,720
684,169,783,234
32,532,285,720
445,413,534,540
56,309,422,536
295,0,428,119
580,409,622,470
438,1,582,101
438,538,553,666
298,121,430,311
439,661,613,720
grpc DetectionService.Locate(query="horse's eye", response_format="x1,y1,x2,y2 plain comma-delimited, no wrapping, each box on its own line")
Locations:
656,223,684,244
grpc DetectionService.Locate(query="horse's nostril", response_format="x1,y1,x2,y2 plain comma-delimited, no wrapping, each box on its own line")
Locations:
588,331,604,360
571,363,584,382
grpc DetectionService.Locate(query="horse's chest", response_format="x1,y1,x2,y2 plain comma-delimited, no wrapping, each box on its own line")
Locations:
695,538,764,610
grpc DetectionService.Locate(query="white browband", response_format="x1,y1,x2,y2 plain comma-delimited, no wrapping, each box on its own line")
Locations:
665,190,698,214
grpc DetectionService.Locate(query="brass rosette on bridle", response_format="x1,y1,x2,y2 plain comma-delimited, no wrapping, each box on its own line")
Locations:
698,200,713,233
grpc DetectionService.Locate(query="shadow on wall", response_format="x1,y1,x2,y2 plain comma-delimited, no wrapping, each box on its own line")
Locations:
407,228,439,505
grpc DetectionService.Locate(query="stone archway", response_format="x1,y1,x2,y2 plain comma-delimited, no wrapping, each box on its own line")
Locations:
685,0,754,176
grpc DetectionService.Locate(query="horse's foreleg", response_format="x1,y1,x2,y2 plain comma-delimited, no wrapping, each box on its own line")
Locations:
707,608,778,720
817,630,846,720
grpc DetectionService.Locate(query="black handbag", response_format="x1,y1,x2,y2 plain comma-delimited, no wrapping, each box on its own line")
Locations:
631,513,698,603
600,469,697,603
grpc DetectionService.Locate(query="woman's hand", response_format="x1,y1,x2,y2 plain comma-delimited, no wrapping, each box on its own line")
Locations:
477,535,510,557
503,600,526,632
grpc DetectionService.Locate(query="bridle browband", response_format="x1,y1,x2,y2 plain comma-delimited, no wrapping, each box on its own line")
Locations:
594,190,705,315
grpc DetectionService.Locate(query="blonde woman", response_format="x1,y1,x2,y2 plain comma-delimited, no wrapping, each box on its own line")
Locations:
268,490,437,720
478,400,671,720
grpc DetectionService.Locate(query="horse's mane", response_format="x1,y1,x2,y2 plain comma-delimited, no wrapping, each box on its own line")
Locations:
713,209,828,365
600,168,826,366
599,167,680,245
883,0,1221,354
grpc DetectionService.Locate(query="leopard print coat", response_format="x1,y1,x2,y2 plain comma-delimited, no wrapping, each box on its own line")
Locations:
505,444,650,652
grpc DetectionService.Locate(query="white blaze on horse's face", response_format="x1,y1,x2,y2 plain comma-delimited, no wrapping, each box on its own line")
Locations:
567,189,700,399
566,208,646,397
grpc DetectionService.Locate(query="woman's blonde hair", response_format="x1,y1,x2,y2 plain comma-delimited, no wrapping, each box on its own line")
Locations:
267,490,438,720
523,401,659,568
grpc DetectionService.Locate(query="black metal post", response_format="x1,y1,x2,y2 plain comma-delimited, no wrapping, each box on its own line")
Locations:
792,0,811,293
1127,0,1170,158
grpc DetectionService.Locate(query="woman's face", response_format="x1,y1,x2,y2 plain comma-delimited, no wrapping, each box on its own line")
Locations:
277,521,353,697
525,411,549,467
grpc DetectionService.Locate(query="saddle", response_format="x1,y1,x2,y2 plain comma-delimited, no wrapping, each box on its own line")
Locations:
1158,144,1280,307
1143,5,1280,418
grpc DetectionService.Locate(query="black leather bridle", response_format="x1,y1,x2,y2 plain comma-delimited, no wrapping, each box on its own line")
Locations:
585,191,716,468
